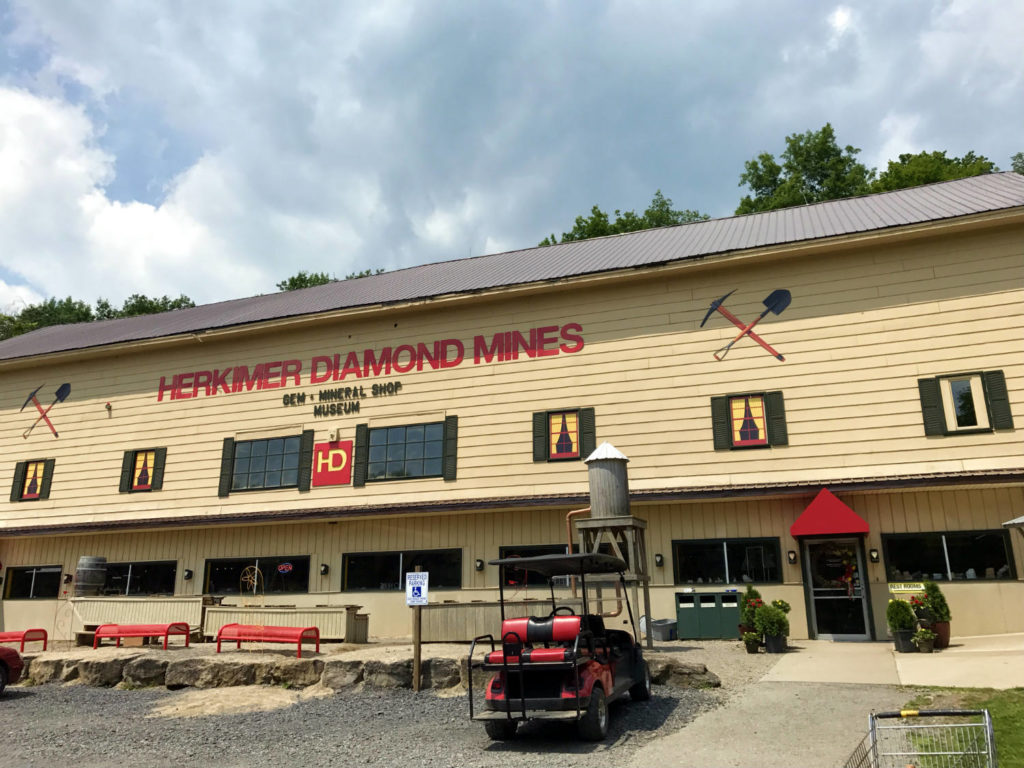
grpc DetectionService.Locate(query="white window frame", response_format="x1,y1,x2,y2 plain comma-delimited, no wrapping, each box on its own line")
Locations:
939,374,989,432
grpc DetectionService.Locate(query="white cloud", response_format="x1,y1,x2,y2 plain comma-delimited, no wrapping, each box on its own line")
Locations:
872,113,921,170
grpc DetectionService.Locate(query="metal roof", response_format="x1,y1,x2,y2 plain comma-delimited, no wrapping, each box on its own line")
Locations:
2,172,1022,363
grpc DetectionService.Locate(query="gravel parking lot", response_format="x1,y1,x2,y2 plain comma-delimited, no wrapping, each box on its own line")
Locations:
2,682,717,768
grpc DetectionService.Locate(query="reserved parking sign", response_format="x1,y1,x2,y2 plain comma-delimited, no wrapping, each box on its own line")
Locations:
406,571,429,606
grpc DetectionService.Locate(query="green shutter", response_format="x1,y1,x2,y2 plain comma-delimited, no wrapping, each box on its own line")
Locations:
353,424,369,487
119,451,134,493
151,448,167,490
765,391,788,446
918,378,946,436
297,430,315,491
983,370,1014,430
39,459,55,500
711,397,731,450
533,412,548,462
218,438,235,497
10,461,27,502
443,415,458,481
579,408,596,458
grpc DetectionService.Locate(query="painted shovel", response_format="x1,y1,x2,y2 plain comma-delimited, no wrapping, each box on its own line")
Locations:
23,383,71,439
714,289,791,361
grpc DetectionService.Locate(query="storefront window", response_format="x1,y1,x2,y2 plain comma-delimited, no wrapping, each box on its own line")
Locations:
882,530,1016,581
367,423,444,481
342,549,461,590
3,565,62,599
104,561,177,595
673,538,781,584
203,556,310,594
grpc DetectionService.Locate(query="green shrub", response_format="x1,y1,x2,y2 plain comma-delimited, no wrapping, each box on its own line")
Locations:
771,599,791,614
912,627,937,646
886,598,916,631
741,631,761,644
754,604,789,637
740,585,763,626
922,580,951,622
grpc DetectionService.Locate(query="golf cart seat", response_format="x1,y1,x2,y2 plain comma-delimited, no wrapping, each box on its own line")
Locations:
484,615,585,664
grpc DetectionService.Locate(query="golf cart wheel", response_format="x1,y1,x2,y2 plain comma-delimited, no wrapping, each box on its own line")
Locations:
0,664,8,696
578,686,608,741
484,719,518,741
630,661,652,702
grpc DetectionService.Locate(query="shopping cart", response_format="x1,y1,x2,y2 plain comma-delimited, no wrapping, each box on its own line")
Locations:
843,709,997,768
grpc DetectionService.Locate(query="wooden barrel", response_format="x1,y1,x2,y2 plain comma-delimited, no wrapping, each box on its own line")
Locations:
74,556,107,596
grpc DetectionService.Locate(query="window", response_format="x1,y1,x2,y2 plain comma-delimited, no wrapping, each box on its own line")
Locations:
711,392,787,450
3,565,62,599
119,448,167,492
533,408,596,462
10,459,55,502
104,561,176,595
882,530,1016,582
218,431,314,497
499,544,572,586
203,556,310,594
672,538,782,584
352,416,458,486
342,549,462,590
918,371,1014,436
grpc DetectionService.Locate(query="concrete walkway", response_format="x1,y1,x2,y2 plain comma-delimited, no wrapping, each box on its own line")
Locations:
764,633,1024,689
631,634,1024,768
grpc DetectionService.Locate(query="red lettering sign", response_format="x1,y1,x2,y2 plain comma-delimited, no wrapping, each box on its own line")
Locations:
312,441,353,487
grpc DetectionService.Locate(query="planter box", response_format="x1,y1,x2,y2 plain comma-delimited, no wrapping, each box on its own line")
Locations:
892,629,917,653
764,634,786,654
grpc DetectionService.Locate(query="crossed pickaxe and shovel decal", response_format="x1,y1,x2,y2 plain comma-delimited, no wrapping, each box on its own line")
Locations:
20,383,71,439
700,289,792,361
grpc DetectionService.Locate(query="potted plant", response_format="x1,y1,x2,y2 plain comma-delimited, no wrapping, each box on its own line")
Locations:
754,604,789,654
887,598,917,653
738,585,762,638
771,599,791,614
912,627,937,653
742,631,761,654
922,580,952,649
910,595,933,627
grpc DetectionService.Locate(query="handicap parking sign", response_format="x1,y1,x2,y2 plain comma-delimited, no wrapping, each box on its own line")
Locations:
406,572,429,606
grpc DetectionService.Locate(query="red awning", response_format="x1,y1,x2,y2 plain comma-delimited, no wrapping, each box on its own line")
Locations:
790,488,869,537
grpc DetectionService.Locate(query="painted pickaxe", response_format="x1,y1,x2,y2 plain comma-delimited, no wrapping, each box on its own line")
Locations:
713,289,791,361
21,383,71,439
700,290,787,362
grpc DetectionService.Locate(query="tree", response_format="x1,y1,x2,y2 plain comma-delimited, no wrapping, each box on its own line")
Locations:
736,123,875,214
95,294,195,320
1012,152,1024,175
344,268,385,280
17,297,94,328
540,190,707,246
276,271,334,291
872,150,995,192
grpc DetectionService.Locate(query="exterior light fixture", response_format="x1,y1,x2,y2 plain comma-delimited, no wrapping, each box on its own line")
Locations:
787,550,798,565
320,563,330,576
654,553,664,567
869,548,880,564
474,559,485,572
183,569,194,581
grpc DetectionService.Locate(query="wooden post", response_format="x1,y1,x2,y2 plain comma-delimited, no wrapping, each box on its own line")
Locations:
412,565,422,692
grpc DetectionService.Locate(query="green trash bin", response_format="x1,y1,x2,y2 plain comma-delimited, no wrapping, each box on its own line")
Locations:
676,591,741,639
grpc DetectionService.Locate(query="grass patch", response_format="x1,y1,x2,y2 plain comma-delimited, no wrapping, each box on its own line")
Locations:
905,687,1024,766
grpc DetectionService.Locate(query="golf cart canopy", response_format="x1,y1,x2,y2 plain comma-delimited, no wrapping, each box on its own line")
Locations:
488,552,627,577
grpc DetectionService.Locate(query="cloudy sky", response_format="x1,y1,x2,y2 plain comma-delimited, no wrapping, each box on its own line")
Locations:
0,1,1021,310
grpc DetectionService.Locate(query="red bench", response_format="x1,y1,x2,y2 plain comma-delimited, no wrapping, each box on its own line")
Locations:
0,628,48,652
93,622,190,650
215,623,320,659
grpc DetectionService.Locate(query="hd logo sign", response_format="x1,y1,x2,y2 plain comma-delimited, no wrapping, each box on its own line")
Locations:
312,440,353,486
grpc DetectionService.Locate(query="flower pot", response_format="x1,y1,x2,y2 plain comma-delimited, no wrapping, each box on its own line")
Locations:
932,621,950,649
916,637,935,653
744,640,760,654
764,634,786,654
892,628,917,653
914,606,934,628
738,623,755,640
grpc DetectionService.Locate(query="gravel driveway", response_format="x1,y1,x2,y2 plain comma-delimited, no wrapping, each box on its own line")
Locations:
2,682,717,768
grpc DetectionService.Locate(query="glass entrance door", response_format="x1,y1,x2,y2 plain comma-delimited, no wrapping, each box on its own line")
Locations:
804,539,871,640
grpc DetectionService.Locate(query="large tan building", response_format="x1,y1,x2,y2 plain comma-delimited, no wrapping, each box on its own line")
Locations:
1,173,1022,644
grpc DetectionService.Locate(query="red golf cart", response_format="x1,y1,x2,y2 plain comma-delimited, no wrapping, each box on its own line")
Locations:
468,552,651,741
